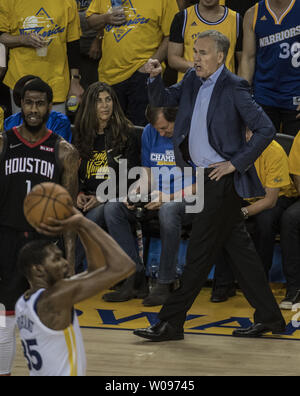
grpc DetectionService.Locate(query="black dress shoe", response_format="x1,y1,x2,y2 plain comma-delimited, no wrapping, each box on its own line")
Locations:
133,321,184,342
232,323,286,338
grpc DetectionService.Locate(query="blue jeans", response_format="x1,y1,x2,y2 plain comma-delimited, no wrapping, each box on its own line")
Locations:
75,204,106,273
104,201,193,284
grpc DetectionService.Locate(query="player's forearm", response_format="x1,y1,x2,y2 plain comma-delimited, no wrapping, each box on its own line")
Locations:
77,216,136,278
76,218,107,272
244,195,279,217
168,54,193,74
0,33,24,48
238,54,255,85
152,36,169,63
64,231,76,275
86,14,108,31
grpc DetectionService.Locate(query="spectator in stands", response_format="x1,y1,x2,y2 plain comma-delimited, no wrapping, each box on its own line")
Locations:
220,0,258,16
4,76,72,142
239,0,300,136
177,1,257,18
77,0,102,89
280,130,300,310
212,129,298,303
86,0,179,126
73,81,141,273
0,0,84,115
168,0,243,81
102,107,195,306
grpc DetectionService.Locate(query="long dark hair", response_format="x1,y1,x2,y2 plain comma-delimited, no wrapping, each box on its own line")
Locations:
74,82,133,160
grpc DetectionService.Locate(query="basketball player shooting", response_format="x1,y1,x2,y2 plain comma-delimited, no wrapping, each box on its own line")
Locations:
0,78,79,376
15,208,136,376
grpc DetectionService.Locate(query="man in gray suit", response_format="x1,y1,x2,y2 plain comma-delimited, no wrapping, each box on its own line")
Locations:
134,30,286,341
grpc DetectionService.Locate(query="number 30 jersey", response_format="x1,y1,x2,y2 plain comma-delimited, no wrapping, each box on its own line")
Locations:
15,289,86,377
253,0,300,110
0,127,63,231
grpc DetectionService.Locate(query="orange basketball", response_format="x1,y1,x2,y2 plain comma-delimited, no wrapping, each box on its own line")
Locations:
24,182,73,229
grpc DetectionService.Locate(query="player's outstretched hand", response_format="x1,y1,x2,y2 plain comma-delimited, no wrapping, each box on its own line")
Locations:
35,207,84,237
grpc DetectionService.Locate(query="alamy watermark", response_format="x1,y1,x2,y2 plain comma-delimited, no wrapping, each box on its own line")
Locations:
96,161,204,214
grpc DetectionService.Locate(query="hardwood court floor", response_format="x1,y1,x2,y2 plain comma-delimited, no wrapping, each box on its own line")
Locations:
12,287,300,376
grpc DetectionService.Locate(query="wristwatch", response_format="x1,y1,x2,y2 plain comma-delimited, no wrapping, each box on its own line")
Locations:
241,207,249,220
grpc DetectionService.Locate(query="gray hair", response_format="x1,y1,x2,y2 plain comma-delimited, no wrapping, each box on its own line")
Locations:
195,30,230,62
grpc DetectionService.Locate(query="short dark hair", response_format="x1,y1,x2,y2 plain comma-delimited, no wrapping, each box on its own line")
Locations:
21,79,53,104
13,75,39,108
145,106,178,125
18,240,55,280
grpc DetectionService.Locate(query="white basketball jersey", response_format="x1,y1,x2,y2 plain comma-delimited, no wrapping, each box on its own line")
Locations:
15,289,86,377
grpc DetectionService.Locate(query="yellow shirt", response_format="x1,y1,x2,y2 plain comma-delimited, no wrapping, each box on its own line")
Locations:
178,5,239,81
86,0,178,85
0,0,81,103
249,140,297,202
289,130,300,176
0,106,4,132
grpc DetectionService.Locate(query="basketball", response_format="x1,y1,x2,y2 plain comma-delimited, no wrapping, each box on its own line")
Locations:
24,182,73,229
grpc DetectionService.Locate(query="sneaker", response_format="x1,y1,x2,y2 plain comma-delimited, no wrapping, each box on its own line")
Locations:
279,297,293,310
279,290,300,310
291,290,300,307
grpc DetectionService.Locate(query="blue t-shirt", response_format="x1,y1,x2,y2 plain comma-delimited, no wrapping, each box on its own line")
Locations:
4,111,72,142
142,124,194,194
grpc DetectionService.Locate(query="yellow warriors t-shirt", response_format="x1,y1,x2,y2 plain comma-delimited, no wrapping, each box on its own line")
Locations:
0,0,81,103
79,134,110,194
86,0,179,85
177,5,240,81
248,140,298,203
289,131,300,176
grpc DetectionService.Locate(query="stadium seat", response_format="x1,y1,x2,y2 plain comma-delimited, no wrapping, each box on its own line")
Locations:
274,133,295,156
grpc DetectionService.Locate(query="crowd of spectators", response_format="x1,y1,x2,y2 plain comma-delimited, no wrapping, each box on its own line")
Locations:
0,0,300,310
